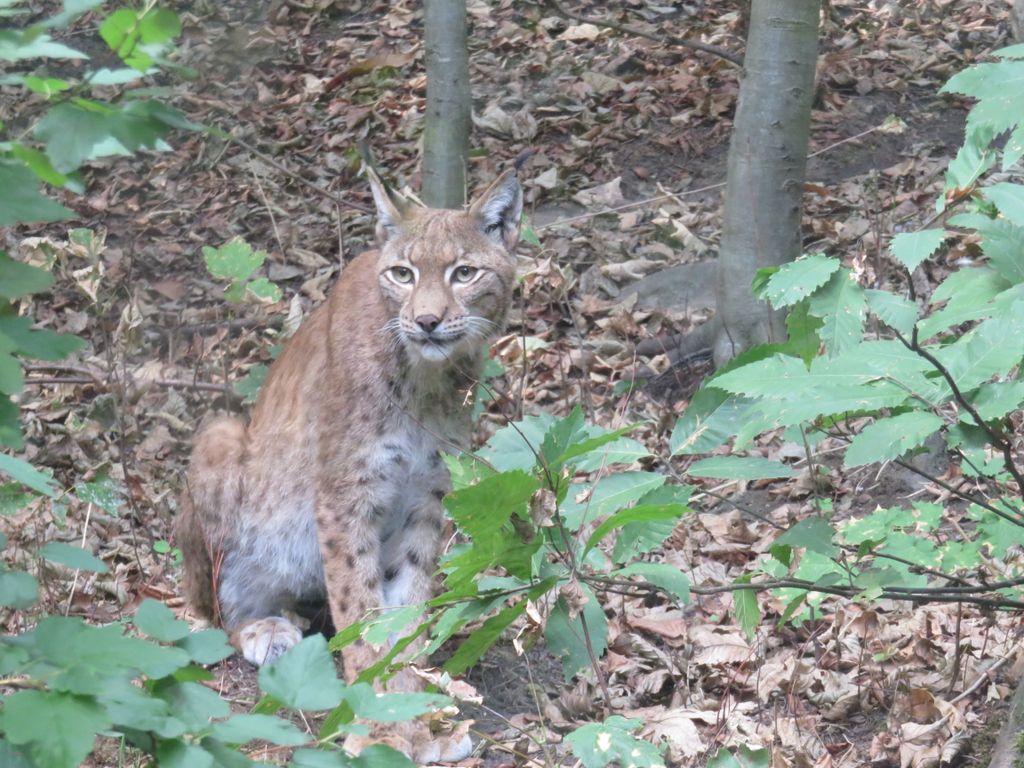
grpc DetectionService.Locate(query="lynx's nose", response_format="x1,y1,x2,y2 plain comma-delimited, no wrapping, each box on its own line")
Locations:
415,314,442,333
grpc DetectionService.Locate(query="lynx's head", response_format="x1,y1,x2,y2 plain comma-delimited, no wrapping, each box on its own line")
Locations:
368,167,523,364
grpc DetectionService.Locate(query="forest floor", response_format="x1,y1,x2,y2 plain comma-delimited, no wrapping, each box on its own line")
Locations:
5,0,1024,766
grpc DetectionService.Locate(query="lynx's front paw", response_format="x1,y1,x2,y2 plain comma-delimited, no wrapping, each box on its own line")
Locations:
236,617,303,666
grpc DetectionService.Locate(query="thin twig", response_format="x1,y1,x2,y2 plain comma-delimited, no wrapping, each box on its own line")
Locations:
227,134,373,214
542,0,743,66
64,502,94,616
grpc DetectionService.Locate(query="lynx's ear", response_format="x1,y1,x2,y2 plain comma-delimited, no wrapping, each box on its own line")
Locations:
365,164,412,243
469,168,523,252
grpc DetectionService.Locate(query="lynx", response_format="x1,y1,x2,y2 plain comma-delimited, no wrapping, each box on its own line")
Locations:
175,165,523,762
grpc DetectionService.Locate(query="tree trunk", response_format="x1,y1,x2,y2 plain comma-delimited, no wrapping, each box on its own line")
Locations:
712,0,820,366
422,0,470,209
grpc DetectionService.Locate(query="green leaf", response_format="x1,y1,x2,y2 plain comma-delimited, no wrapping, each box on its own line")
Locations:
0,453,59,496
949,212,1024,284
585,503,687,556
971,379,1024,420
785,299,823,364
807,267,866,357
932,303,1024,392
203,238,266,282
707,745,772,768
292,745,416,768
774,517,837,557
234,363,268,404
0,161,74,226
0,252,54,299
919,266,1011,339
865,289,917,335
177,629,234,664
733,576,760,640
0,31,88,62
22,75,71,97
10,143,73,188
445,470,538,540
760,253,841,308
890,229,946,273
688,456,795,480
0,482,34,516
134,599,190,641
544,584,608,680
38,541,108,573
258,635,346,710
343,683,449,722
245,277,282,303
443,599,527,675
565,716,666,768
152,679,229,732
74,474,123,515
0,569,38,608
615,562,690,603
671,387,760,455
155,740,214,768
100,8,150,70
0,691,109,768
139,8,181,44
844,411,945,467
0,314,85,361
211,713,308,746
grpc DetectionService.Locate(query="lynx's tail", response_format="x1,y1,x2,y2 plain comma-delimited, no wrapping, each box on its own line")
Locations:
175,416,248,625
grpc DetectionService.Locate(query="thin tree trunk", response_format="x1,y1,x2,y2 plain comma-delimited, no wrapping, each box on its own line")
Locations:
712,0,820,366
422,0,470,209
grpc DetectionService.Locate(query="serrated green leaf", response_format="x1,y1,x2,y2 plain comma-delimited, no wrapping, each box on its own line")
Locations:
245,276,282,303
760,253,841,308
152,679,229,731
932,303,1024,392
445,470,538,540
971,379,1024,420
544,584,607,681
670,386,761,455
808,268,866,357
565,716,666,768
584,503,687,556
918,266,1013,339
21,76,71,97
890,229,946,273
561,471,665,530
442,600,526,675
844,411,945,467
155,739,214,768
258,635,346,710
615,562,690,603
865,289,917,335
948,212,1024,284
38,542,108,573
292,744,416,768
0,482,34,516
203,238,265,282
688,456,795,480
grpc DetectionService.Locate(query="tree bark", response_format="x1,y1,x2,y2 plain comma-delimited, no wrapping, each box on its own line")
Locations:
422,0,470,209
712,0,820,366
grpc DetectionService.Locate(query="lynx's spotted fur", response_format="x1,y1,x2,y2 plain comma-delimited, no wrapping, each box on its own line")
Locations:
175,166,522,762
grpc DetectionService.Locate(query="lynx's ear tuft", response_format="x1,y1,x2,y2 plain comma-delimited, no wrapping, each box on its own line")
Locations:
469,168,523,252
365,164,412,243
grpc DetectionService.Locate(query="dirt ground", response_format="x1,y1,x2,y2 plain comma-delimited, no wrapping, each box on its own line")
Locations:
6,0,1024,766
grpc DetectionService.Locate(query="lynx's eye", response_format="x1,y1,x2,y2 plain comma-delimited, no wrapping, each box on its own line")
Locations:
452,265,478,283
390,266,414,284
